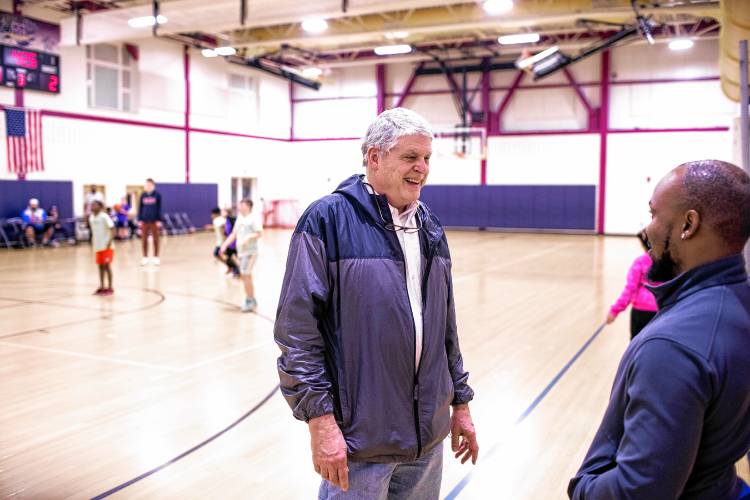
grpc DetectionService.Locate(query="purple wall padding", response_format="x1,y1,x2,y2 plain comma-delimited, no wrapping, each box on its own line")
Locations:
0,180,74,219
156,182,218,226
420,185,596,231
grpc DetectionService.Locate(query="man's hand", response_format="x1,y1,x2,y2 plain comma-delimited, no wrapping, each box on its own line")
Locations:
309,414,349,491
606,312,616,325
451,404,479,465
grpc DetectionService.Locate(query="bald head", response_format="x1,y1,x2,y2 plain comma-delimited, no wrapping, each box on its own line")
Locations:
645,159,750,281
676,160,750,249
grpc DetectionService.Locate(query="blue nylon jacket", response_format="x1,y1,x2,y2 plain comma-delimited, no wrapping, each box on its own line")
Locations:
569,254,750,499
274,174,474,463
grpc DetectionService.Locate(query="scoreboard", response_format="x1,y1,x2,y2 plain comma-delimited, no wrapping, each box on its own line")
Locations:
0,45,60,94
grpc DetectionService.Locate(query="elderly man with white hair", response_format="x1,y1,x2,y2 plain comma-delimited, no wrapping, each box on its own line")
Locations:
274,107,479,499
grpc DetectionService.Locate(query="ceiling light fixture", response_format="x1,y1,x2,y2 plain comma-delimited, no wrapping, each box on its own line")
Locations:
128,15,167,28
668,38,694,51
214,46,236,56
302,67,323,78
374,44,412,56
385,31,410,40
516,46,560,70
301,18,329,33
201,48,218,58
497,33,540,45
483,0,513,15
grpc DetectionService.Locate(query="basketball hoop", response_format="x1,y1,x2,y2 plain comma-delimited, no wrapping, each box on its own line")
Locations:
431,125,486,161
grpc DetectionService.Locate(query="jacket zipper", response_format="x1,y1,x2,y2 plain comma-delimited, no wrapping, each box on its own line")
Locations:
385,201,438,461
387,204,428,460
413,238,439,459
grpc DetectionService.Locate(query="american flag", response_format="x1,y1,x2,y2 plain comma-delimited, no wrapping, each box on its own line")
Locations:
5,108,44,174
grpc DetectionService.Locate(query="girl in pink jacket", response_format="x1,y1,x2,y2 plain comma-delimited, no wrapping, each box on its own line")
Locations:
606,232,662,339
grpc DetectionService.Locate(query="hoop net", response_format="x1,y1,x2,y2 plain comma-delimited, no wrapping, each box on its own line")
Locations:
431,126,486,161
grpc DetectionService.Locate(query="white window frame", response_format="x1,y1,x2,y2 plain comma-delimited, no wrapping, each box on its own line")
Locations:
86,43,138,112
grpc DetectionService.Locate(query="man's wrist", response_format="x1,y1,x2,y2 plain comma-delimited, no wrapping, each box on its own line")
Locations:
308,413,336,429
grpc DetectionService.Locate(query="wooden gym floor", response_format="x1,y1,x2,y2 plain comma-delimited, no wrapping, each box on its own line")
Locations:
1,230,747,499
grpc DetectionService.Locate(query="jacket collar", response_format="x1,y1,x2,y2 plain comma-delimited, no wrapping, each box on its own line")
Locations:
647,253,748,309
334,174,443,245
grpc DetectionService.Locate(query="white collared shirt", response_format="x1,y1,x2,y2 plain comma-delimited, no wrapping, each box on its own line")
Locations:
365,177,424,371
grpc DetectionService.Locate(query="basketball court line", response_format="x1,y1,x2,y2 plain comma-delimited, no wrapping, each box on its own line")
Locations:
0,283,275,375
444,323,608,499
0,340,181,372
4,268,608,498
90,383,281,499
0,295,124,312
0,292,166,340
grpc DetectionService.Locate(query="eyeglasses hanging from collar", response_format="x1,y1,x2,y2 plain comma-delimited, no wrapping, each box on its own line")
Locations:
363,181,424,234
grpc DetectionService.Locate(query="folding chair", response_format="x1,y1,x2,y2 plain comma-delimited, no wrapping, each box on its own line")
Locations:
161,213,179,235
5,218,28,248
171,213,188,234
178,212,196,233
0,220,15,249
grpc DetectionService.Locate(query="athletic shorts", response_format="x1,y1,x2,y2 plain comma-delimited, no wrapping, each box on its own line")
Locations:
239,253,258,275
96,248,114,265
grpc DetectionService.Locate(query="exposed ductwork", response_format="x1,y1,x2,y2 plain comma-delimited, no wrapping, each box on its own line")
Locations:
719,0,750,102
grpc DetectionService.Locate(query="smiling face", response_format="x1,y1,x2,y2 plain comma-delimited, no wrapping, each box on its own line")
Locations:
366,134,432,211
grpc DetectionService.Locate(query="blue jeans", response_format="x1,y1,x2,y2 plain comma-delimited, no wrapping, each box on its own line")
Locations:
318,443,443,500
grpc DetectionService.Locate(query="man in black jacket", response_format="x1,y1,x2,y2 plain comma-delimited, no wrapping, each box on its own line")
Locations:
138,178,162,266
569,159,750,499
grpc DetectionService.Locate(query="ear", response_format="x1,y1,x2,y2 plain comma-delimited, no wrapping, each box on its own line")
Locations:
366,146,380,170
681,209,701,240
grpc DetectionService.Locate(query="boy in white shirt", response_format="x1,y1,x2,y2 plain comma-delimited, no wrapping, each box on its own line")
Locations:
89,200,115,295
220,199,262,312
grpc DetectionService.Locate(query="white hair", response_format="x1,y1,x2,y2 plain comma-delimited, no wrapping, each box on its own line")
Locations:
361,107,433,165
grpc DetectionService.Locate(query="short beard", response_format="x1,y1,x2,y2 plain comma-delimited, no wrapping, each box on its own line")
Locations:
648,234,678,282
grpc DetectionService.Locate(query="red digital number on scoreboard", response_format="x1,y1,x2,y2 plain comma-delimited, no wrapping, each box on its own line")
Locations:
16,72,26,88
9,49,38,70
48,74,59,93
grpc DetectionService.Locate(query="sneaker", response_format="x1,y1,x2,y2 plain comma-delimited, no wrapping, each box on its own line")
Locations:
140,257,149,266
240,298,257,313
101,288,114,296
93,288,105,295
151,257,160,266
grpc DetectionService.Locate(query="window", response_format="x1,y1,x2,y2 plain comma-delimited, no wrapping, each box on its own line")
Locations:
86,43,138,112
229,73,257,92
228,73,259,126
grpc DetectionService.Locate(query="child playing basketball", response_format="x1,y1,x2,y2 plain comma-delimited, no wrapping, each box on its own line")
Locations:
219,199,261,312
89,200,115,295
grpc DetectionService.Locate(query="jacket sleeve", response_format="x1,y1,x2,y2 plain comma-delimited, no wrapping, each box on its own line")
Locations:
609,257,644,316
568,338,709,499
445,252,474,406
274,227,334,422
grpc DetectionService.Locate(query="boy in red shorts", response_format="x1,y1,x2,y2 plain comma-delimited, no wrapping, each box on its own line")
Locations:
89,200,115,295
